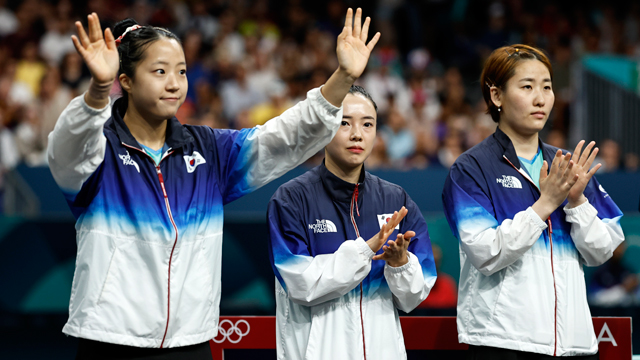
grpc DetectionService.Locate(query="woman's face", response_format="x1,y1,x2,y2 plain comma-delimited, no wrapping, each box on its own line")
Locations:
120,38,188,123
492,59,554,137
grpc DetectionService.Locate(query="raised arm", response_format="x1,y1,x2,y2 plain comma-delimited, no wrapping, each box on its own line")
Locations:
47,13,118,198
218,8,380,203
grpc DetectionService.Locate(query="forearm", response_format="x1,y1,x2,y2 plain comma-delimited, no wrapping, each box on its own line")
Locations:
320,68,357,108
565,200,624,266
47,94,109,193
277,238,373,306
461,207,547,276
385,252,436,312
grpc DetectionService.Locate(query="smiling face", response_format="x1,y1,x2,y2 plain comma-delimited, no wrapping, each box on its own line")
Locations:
491,59,554,137
325,93,377,173
119,38,188,124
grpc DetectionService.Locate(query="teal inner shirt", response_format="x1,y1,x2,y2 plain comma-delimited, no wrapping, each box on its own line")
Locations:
140,143,169,165
518,148,544,188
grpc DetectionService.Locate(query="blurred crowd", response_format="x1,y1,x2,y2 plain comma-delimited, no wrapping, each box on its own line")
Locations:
0,0,640,179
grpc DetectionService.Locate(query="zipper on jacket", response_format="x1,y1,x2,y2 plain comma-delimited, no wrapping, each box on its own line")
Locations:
123,144,178,348
360,282,367,360
548,219,557,356
503,155,559,355
350,184,365,359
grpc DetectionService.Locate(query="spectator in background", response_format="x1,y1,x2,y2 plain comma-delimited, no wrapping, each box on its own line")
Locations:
220,62,265,124
34,66,72,151
39,16,75,66
248,80,292,126
0,0,18,38
0,114,19,213
596,138,622,173
60,51,90,97
15,41,47,98
379,107,416,166
589,243,639,307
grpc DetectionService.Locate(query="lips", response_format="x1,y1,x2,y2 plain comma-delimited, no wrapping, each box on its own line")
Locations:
531,111,546,119
348,146,364,154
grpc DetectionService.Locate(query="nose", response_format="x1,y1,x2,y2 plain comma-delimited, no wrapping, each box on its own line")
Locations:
533,88,545,107
350,124,363,141
166,72,179,92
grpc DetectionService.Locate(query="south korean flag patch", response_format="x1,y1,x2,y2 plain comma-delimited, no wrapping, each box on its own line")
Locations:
377,214,400,230
184,151,206,173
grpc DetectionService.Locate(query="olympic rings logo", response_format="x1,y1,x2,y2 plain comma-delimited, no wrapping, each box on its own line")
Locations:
212,319,251,344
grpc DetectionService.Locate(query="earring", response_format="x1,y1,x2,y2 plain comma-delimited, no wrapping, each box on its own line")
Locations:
498,107,502,112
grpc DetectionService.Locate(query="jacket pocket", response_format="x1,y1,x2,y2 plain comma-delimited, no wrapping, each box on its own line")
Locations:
91,239,168,339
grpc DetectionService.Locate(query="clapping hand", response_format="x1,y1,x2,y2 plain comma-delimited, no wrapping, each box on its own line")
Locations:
366,207,406,255
566,140,601,208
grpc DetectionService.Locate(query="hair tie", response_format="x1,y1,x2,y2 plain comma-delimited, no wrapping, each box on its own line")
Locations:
115,25,142,46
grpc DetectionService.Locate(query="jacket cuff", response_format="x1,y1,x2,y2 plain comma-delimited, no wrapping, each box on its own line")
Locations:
384,252,415,274
311,86,342,116
80,92,111,114
525,207,548,231
355,237,375,260
563,198,594,214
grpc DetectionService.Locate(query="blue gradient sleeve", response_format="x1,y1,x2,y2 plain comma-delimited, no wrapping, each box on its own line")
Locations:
267,188,310,290
404,195,437,281
442,163,499,242
211,128,258,205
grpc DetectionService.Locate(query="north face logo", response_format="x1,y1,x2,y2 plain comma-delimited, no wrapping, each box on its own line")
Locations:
184,151,206,173
308,219,337,233
496,175,522,189
119,151,140,173
377,214,400,230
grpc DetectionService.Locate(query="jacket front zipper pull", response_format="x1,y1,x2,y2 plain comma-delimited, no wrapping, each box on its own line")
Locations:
353,184,360,217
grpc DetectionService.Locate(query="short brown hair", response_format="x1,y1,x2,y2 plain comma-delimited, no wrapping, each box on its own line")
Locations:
480,44,553,122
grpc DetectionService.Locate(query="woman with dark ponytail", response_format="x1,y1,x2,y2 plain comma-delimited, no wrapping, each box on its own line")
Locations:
48,10,380,359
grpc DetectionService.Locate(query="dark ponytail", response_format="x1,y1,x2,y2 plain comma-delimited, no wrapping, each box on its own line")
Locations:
112,18,181,113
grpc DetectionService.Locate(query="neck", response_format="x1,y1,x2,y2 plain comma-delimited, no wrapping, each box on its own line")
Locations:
325,156,362,184
123,103,167,150
499,123,539,159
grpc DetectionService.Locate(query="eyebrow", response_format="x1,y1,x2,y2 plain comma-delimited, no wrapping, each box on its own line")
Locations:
343,115,376,120
519,77,552,82
150,61,187,66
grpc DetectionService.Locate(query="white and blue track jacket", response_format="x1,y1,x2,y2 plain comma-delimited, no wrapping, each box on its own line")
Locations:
267,163,437,360
47,88,342,348
442,127,624,356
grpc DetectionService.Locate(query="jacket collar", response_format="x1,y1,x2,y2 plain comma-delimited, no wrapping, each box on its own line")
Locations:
494,126,547,169
318,160,365,202
110,97,194,151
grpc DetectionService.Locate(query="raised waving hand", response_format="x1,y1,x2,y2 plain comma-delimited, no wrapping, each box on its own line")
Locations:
322,8,381,107
336,8,380,81
71,13,118,108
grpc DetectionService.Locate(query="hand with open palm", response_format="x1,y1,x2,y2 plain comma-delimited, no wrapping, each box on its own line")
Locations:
71,13,119,108
335,8,381,82
366,207,407,255
566,140,601,208
321,8,381,107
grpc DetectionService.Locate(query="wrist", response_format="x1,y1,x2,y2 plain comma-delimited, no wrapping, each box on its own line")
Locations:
335,67,358,85
387,254,409,268
532,197,557,221
85,78,114,109
567,194,587,209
